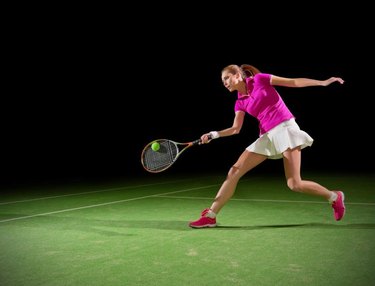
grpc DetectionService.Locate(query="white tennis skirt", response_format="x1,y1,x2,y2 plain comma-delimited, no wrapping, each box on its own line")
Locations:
246,118,314,160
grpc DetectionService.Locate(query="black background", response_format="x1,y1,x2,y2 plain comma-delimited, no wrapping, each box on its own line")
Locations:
1,7,373,187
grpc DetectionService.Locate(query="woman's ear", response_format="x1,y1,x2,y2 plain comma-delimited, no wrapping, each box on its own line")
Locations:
236,72,244,80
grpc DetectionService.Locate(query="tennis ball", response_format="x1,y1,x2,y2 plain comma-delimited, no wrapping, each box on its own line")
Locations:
151,142,160,151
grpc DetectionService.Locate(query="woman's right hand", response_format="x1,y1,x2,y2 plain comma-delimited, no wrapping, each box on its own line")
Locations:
200,133,212,144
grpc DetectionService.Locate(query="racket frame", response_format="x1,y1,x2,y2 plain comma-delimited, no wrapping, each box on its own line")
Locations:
141,138,202,173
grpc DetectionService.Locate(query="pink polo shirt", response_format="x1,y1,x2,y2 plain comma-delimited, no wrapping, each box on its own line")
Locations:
234,73,295,136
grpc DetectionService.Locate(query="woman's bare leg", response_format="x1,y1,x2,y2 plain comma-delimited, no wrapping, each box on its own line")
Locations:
210,150,267,214
282,147,332,199
283,147,346,220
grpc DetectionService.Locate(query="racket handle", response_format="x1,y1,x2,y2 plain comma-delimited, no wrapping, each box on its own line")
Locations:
193,134,212,145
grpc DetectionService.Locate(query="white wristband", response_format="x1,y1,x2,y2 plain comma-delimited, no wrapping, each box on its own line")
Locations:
209,131,220,139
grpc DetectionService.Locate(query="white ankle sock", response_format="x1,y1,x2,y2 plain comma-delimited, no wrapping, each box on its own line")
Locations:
329,192,338,203
206,209,216,218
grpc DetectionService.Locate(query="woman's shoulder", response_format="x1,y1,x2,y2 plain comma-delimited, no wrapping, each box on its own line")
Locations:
254,73,271,78
253,73,272,84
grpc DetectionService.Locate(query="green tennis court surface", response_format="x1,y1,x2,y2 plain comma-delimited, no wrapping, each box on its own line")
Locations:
1,172,374,285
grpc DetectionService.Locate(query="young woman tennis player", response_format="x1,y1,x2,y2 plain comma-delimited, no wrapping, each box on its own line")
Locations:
189,64,346,228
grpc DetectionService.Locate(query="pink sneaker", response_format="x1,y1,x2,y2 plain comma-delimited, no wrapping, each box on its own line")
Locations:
332,191,345,221
189,208,217,228
200,208,210,217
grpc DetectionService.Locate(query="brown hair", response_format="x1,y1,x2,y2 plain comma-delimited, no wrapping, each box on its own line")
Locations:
222,64,261,79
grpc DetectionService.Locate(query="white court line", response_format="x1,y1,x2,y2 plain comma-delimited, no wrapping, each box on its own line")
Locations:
156,195,375,206
0,179,194,206
2,182,373,223
0,184,219,223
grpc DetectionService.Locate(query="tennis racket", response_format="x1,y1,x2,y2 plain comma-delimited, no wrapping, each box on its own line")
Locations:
141,136,211,173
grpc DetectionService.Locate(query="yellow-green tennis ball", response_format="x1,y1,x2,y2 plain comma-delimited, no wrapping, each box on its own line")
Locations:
151,142,160,151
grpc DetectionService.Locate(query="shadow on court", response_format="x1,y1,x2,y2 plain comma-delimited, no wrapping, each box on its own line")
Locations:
215,222,375,230
2,214,375,234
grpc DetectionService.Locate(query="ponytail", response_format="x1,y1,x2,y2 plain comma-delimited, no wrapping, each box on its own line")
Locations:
222,64,261,79
240,64,261,78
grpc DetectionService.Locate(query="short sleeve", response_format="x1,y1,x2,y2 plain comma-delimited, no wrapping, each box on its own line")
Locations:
254,73,272,86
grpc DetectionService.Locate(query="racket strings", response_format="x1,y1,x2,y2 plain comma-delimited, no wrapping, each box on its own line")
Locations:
142,140,179,172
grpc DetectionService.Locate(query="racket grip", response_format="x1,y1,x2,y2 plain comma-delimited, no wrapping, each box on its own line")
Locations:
193,134,213,145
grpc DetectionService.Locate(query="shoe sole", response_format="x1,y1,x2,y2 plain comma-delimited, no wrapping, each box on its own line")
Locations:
189,223,217,229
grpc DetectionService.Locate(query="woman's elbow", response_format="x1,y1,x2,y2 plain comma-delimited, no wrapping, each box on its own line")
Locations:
232,128,241,135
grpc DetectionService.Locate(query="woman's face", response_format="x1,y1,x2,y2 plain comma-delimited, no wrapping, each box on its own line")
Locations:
221,71,241,92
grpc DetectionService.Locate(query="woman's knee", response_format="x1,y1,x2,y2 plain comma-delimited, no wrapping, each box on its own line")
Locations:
226,165,242,181
286,178,302,192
